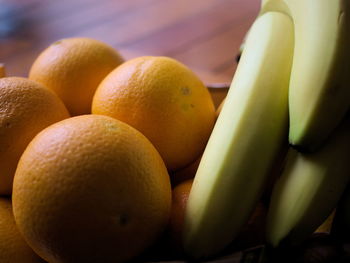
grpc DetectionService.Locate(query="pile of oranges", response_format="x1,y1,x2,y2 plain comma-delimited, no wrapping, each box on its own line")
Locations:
0,38,220,262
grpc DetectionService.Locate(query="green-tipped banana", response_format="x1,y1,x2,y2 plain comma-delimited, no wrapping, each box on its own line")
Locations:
266,116,350,247
183,12,294,258
262,0,350,151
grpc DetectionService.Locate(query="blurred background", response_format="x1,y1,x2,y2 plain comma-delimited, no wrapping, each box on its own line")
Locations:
0,0,260,83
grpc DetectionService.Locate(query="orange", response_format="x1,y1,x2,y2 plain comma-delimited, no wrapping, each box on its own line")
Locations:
230,201,267,251
167,179,193,252
12,115,172,263
136,179,193,259
216,97,225,118
170,155,201,186
29,37,124,116
0,198,45,263
92,56,216,171
0,77,69,195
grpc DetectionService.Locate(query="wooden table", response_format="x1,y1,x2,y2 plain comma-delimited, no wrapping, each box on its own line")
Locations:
0,0,260,84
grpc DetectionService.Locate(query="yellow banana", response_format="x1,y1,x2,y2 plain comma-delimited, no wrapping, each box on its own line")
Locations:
183,11,294,258
262,0,350,151
266,116,350,247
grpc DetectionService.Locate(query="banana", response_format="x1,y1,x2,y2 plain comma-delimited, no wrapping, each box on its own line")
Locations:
183,12,294,258
236,0,271,62
261,0,350,151
266,116,350,247
314,209,336,234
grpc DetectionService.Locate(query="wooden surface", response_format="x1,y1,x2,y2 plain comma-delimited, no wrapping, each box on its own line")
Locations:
0,0,260,83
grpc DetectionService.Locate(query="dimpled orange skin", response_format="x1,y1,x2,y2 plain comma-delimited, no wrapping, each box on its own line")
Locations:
0,77,69,195
29,37,124,116
171,155,201,186
0,198,45,263
168,179,193,252
12,115,172,263
92,56,216,171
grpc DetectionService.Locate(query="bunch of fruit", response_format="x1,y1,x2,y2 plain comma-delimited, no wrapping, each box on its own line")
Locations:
0,37,218,262
183,0,350,262
2,0,350,262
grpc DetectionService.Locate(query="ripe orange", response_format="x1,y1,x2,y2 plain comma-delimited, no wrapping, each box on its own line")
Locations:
168,179,193,252
92,56,216,171
0,198,45,263
29,37,124,116
0,77,69,195
171,155,201,186
216,97,225,118
12,115,172,263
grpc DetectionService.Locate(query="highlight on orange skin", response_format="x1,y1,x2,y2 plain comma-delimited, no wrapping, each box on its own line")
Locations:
167,179,193,253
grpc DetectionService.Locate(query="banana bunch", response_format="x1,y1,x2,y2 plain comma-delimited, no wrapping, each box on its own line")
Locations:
183,0,350,259
267,116,350,247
